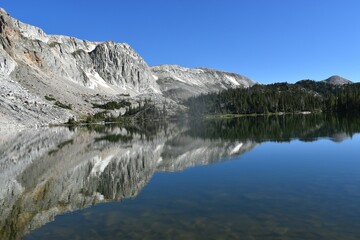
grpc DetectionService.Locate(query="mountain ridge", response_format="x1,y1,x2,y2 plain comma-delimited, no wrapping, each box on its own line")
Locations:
2,7,353,129
151,64,255,101
0,7,255,128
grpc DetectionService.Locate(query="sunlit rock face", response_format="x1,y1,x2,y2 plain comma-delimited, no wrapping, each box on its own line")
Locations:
323,75,352,85
151,65,256,101
0,8,256,128
89,41,159,93
0,7,159,94
0,8,162,128
0,125,256,240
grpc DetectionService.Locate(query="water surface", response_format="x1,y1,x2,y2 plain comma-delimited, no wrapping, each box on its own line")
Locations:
1,115,360,239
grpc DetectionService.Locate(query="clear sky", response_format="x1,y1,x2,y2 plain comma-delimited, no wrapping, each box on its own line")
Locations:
2,0,359,83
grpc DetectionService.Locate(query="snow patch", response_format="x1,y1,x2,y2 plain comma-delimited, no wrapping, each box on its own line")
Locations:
95,192,105,201
173,75,202,86
301,111,311,115
154,144,163,152
226,75,240,86
194,69,205,73
85,70,111,89
190,78,203,86
152,74,159,80
86,43,97,52
90,155,114,176
173,76,186,83
230,143,243,154
149,86,162,94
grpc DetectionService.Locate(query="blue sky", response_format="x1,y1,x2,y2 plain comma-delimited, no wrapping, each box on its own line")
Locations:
2,0,359,83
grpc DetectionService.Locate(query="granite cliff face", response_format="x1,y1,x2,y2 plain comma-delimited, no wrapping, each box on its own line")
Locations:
0,125,257,240
89,41,159,93
0,8,255,128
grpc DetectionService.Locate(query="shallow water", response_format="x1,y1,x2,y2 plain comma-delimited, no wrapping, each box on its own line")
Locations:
1,115,360,239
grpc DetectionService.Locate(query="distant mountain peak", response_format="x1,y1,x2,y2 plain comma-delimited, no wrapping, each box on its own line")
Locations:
323,75,352,85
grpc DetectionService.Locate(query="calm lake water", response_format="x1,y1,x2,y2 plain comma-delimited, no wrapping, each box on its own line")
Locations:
1,115,360,240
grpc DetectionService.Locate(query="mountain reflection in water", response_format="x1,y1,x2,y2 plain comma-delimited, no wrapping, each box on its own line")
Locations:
0,114,360,240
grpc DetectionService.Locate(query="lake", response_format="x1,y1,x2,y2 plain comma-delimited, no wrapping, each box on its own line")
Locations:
1,114,360,240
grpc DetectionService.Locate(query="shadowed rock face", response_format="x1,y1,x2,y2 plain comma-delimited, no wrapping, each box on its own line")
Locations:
0,125,256,240
0,8,255,128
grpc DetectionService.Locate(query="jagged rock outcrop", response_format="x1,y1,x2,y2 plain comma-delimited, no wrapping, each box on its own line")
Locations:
0,8,159,94
90,41,159,93
323,75,352,85
152,65,256,101
0,8,255,128
0,7,161,128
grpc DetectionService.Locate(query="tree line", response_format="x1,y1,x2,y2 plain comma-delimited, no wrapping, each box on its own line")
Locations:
186,113,360,143
184,81,360,116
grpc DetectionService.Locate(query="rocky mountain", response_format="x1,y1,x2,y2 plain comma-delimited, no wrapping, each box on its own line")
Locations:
151,65,256,101
323,75,352,85
0,7,255,128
